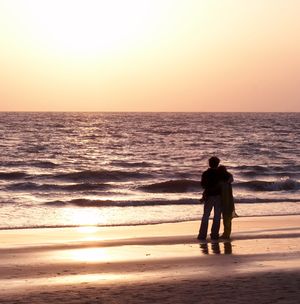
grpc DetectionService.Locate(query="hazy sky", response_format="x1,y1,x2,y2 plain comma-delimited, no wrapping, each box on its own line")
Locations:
0,0,299,111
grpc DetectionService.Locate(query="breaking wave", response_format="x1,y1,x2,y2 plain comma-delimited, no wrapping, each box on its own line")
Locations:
43,197,299,208
138,178,300,193
138,179,201,193
235,179,300,191
44,198,199,207
235,165,300,178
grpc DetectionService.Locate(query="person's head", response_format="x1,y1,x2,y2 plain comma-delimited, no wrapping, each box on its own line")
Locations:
208,156,220,169
217,165,231,180
217,165,227,174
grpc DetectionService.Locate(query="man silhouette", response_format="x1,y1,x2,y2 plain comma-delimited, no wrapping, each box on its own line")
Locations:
197,156,221,240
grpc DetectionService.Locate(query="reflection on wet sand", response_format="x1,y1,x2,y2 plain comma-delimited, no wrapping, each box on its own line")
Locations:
199,241,232,255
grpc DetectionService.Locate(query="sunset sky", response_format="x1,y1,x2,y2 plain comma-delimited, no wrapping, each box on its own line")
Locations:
0,0,299,112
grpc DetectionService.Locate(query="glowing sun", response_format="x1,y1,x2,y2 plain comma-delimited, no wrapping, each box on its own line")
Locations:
19,0,167,56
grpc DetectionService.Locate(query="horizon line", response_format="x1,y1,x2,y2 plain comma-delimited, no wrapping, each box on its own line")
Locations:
0,110,299,114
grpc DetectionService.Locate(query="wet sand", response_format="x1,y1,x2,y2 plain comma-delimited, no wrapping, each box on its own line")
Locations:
0,215,299,303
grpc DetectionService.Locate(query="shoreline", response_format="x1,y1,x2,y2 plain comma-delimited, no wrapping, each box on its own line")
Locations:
1,215,299,303
0,212,300,231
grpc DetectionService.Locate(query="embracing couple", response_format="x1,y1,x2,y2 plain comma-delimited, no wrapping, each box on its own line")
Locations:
198,156,236,241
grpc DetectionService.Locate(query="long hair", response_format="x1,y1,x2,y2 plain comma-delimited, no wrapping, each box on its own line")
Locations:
218,165,231,181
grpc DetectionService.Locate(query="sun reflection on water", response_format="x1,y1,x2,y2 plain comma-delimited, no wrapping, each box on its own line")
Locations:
65,247,109,263
76,226,99,233
61,207,106,228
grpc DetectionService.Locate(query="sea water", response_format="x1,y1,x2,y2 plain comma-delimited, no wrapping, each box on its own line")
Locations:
0,112,299,229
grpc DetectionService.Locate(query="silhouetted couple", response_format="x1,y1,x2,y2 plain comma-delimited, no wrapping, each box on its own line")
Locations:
198,156,235,241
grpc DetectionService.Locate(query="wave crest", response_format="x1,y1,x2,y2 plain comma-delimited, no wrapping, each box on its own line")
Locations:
138,179,201,193
235,179,300,191
44,198,199,207
43,197,300,208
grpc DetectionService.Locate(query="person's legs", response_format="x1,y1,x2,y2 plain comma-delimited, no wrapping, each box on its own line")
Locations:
211,197,221,239
222,213,232,238
198,199,214,239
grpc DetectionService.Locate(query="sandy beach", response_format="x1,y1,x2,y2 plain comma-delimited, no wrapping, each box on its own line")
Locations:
0,215,299,303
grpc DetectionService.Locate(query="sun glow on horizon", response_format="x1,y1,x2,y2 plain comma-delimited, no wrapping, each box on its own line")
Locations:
12,0,170,57
0,0,299,111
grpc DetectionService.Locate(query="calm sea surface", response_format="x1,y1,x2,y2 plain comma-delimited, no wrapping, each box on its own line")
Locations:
0,112,299,229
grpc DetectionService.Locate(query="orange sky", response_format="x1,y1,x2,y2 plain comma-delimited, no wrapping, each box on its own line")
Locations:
0,0,299,112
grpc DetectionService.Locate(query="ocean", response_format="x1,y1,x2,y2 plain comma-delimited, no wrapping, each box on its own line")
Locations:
0,112,299,229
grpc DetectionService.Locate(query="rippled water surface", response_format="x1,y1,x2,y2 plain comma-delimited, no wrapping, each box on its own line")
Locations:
0,112,299,228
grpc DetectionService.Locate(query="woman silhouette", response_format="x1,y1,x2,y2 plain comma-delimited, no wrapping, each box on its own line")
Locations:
218,165,236,239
